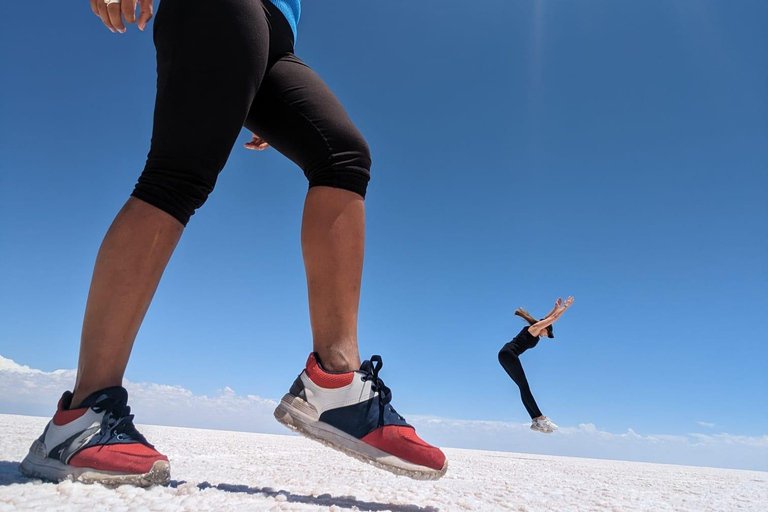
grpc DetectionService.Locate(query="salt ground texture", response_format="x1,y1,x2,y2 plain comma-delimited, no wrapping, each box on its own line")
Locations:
0,414,765,512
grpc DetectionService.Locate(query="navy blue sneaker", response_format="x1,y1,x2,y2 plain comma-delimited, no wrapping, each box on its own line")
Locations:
274,354,447,480
20,386,170,486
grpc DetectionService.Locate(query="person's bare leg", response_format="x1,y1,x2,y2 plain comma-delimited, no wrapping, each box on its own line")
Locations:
302,186,364,372
70,197,183,407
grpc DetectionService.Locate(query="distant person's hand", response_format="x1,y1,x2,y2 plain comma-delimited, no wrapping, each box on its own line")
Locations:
244,133,270,151
91,0,153,33
528,297,574,337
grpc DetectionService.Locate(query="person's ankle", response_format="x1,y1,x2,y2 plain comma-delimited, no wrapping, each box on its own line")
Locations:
315,346,360,373
70,381,121,409
69,391,90,410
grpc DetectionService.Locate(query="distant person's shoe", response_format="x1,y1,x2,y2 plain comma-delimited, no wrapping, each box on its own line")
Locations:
274,353,448,480
531,416,558,433
19,386,169,486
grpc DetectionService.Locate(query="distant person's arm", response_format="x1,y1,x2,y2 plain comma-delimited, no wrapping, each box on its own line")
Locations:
90,0,154,34
245,133,270,151
543,302,559,320
528,297,574,337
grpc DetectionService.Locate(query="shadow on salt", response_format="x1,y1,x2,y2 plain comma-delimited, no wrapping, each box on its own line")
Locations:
174,479,439,512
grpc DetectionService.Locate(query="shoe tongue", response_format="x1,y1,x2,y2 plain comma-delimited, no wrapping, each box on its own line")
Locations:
79,386,129,409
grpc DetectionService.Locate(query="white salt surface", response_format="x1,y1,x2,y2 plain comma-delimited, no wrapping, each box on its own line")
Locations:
0,414,765,511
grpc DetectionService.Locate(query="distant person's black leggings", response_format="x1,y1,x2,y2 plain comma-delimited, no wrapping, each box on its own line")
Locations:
132,0,372,226
499,338,543,419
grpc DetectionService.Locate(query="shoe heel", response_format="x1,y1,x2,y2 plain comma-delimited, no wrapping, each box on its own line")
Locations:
274,393,319,428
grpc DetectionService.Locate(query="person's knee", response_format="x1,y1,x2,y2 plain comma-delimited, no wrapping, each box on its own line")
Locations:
306,130,371,198
131,162,219,227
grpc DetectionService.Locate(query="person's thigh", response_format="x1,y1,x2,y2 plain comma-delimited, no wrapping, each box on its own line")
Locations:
133,0,271,225
244,54,371,197
499,348,527,385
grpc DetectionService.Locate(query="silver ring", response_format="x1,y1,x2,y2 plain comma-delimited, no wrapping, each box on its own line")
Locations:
105,0,121,5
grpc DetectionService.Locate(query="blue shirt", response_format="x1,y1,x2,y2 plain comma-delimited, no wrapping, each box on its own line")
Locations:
268,0,301,41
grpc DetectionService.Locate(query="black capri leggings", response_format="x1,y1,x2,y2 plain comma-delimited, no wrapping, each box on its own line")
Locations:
132,0,372,226
498,345,543,419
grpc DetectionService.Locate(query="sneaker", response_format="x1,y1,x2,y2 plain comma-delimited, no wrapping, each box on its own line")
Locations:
19,386,170,486
531,416,558,434
274,353,447,480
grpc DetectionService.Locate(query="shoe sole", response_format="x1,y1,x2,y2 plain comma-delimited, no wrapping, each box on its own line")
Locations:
274,393,448,481
20,444,170,487
530,425,556,434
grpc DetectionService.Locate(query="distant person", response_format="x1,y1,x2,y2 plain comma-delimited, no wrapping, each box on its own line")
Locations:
499,297,574,433
19,0,446,486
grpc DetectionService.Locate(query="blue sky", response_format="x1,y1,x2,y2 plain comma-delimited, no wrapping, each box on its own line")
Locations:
1,0,766,460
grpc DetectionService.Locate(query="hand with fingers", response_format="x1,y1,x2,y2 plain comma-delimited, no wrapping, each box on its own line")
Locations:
90,0,153,33
244,133,270,151
528,297,575,338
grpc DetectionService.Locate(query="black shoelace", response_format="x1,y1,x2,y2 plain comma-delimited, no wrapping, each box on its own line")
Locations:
92,397,149,444
360,355,405,426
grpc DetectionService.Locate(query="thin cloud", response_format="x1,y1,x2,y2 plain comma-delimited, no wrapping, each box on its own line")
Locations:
697,421,716,428
1,355,766,471
0,355,283,435
407,417,768,471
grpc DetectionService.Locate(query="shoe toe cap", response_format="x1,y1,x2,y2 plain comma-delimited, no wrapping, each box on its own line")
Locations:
69,443,168,474
362,425,446,470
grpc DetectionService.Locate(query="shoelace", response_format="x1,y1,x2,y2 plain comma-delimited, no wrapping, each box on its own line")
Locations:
92,397,149,444
360,355,405,426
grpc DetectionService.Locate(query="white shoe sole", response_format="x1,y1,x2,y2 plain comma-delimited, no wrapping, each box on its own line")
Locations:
19,441,170,487
274,393,447,480
530,425,556,434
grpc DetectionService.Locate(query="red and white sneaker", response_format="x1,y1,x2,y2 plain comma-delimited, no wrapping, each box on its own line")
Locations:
20,386,170,487
274,353,448,480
